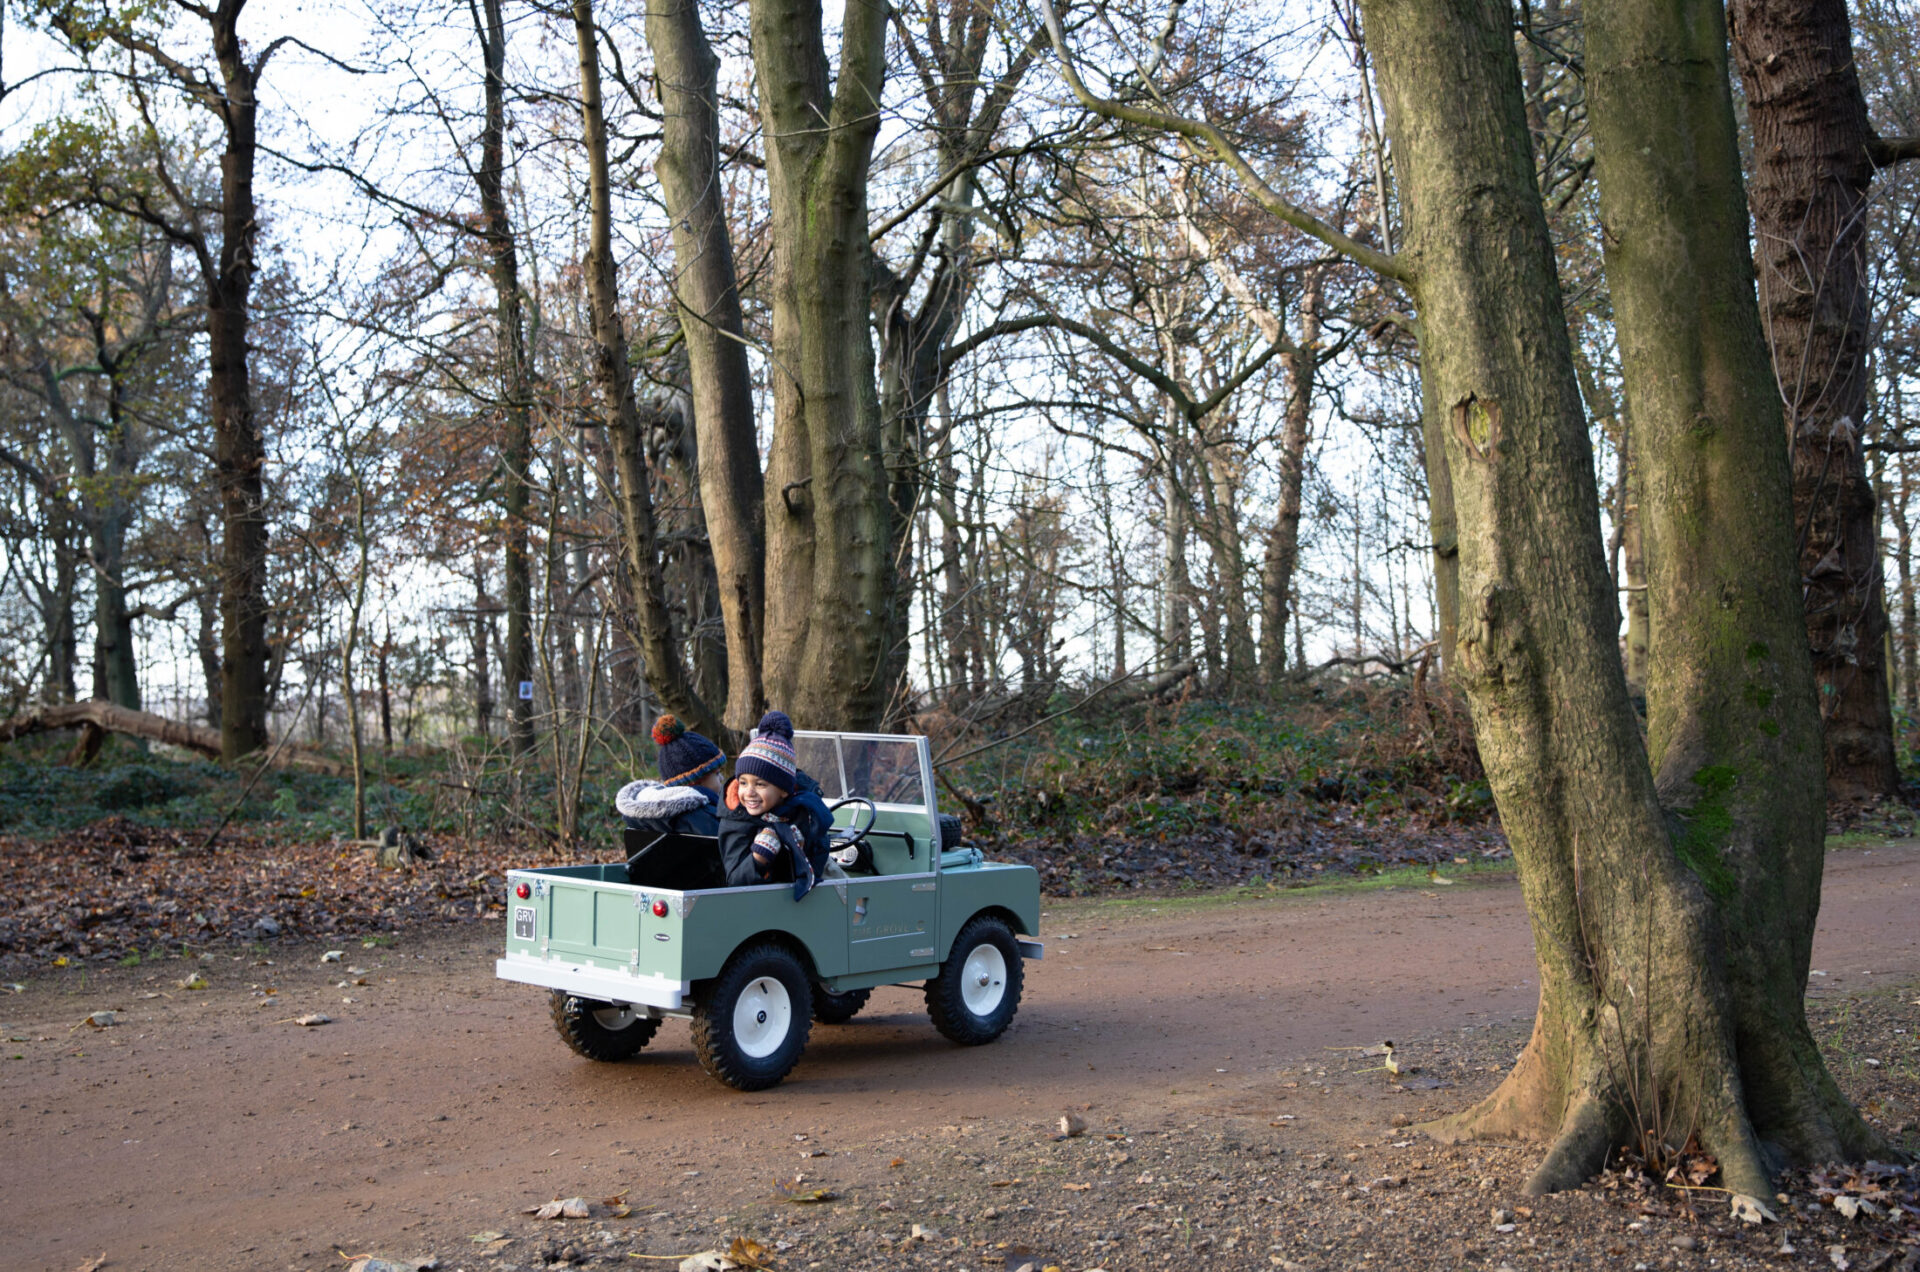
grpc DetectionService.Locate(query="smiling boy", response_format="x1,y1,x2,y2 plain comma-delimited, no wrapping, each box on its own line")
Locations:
718,711,835,897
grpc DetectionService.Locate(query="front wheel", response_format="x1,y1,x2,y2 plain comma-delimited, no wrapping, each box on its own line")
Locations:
691,942,814,1090
925,914,1024,1045
549,991,661,1061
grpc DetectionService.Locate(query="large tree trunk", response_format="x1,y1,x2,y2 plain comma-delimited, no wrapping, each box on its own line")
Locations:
475,0,537,757
1727,0,1908,804
572,0,732,747
645,0,766,735
1350,0,1855,1198
749,0,894,729
1587,0,1875,1171
1375,0,1880,1195
206,4,271,761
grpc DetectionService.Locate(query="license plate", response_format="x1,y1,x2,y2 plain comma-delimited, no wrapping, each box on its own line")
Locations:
513,906,536,941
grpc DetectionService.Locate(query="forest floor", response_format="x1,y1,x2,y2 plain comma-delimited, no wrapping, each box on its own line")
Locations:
1,840,1916,1272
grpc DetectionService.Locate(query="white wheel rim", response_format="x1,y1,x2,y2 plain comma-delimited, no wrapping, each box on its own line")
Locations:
733,976,793,1059
960,942,1008,1016
592,1004,640,1032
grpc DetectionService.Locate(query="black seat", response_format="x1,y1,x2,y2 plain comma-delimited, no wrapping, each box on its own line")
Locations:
624,828,727,890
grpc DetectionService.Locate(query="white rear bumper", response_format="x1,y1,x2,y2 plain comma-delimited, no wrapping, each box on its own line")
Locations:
496,952,691,1012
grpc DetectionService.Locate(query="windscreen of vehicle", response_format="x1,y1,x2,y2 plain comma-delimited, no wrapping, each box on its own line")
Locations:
790,736,929,810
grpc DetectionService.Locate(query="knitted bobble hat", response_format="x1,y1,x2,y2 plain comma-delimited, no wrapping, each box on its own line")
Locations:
651,713,725,787
735,710,798,795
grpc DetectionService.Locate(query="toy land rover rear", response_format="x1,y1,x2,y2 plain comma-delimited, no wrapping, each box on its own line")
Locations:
496,730,1041,1089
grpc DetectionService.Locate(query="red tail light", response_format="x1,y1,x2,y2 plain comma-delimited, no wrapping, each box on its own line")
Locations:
651,899,669,918
515,882,531,900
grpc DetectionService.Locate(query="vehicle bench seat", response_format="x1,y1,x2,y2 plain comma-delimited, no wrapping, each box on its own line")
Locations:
623,828,728,890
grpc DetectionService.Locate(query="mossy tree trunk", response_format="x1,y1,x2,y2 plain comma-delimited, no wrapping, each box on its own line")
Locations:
1584,0,1881,1171
749,0,893,728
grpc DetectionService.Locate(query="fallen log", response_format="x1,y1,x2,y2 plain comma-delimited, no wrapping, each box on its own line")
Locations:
0,700,351,778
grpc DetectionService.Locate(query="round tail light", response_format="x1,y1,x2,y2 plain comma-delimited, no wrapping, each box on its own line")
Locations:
515,882,531,900
651,899,669,918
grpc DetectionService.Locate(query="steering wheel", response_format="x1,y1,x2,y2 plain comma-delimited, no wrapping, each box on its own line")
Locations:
826,796,878,848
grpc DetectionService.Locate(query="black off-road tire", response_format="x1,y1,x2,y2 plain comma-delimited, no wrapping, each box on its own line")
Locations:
925,913,1024,1045
812,986,872,1025
691,942,814,1090
549,991,661,1061
936,813,964,851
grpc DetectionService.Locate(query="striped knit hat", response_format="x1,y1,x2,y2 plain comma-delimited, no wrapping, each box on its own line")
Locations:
652,714,725,787
735,711,798,795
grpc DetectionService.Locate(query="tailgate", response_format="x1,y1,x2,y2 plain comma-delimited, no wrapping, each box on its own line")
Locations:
499,866,691,1010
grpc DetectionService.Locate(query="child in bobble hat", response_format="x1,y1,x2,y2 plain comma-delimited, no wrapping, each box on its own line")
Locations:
613,714,726,837
719,711,836,898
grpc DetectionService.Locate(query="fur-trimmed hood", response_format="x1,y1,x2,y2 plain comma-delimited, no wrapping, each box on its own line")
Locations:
616,779,713,821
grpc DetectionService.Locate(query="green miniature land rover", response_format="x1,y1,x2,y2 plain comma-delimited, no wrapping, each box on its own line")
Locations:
496,731,1042,1090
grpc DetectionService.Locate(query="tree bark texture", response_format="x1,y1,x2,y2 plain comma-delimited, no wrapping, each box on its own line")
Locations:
645,0,767,735
1728,0,1902,803
748,0,894,729
1587,0,1877,1175
475,0,537,756
1417,349,1459,676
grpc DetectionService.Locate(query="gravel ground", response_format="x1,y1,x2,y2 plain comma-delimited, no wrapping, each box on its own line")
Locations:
429,984,1918,1272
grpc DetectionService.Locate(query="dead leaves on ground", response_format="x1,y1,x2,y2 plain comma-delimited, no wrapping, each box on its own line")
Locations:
0,818,537,964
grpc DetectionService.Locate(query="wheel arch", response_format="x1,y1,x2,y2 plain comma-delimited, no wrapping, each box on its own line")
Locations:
937,904,1026,963
698,928,824,994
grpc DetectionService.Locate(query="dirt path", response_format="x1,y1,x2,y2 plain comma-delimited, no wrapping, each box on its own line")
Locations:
4,843,1916,1272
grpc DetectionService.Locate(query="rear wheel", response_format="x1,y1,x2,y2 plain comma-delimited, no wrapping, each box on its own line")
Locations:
812,986,872,1025
925,914,1024,1045
549,991,661,1061
692,942,813,1090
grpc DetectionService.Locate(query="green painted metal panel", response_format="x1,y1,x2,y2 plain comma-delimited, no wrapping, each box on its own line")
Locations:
933,862,1041,959
847,873,937,973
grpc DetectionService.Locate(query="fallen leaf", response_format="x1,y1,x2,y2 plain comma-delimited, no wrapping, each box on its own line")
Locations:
79,1011,116,1029
73,1255,108,1272
467,1231,506,1244
321,950,344,963
526,1196,595,1219
889,1158,905,1168
1062,1182,1091,1191
293,1013,331,1027
770,1178,838,1204
1058,1113,1087,1138
177,973,208,991
725,1236,776,1269
1828,1245,1849,1271
1731,1194,1780,1225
